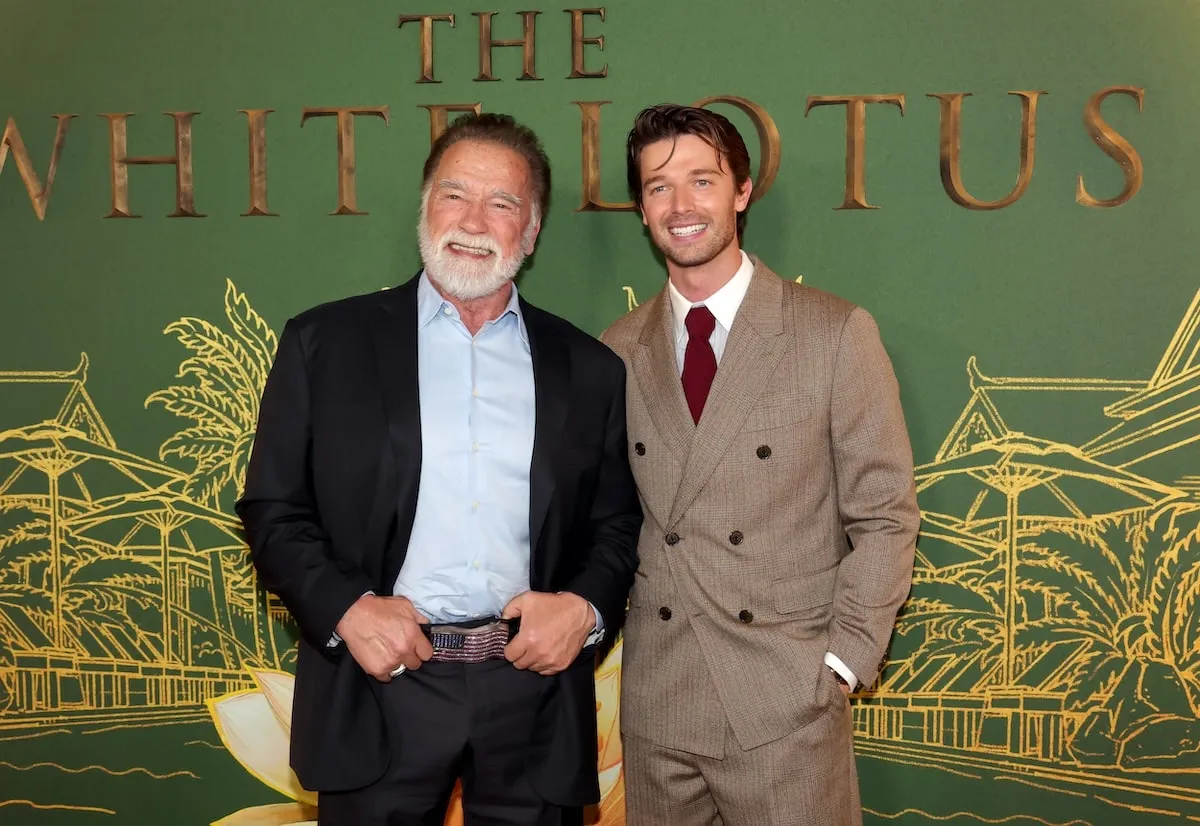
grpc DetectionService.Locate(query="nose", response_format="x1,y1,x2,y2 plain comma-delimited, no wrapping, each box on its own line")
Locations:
458,198,488,234
670,186,695,214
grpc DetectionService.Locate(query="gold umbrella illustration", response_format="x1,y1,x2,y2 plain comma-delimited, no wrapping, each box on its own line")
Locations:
67,490,245,664
913,431,1180,685
0,423,183,650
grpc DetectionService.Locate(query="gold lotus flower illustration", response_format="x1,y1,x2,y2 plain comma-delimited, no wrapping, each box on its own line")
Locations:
206,669,318,826
208,646,626,826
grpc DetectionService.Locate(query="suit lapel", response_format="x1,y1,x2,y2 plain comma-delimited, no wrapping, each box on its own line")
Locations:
633,289,694,465
370,274,423,590
523,302,570,574
669,261,790,525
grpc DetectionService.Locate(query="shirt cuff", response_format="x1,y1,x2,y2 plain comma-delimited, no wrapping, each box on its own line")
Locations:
824,652,857,690
586,601,605,646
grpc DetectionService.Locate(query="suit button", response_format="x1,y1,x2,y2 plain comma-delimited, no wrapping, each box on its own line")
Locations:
634,442,646,456
659,607,672,621
729,530,743,545
739,609,754,624
665,532,680,546
756,445,772,459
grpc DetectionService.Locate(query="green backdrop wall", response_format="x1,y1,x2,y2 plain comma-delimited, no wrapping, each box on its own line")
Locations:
3,1,1200,823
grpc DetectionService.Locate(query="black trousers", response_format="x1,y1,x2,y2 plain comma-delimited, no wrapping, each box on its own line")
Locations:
318,659,584,826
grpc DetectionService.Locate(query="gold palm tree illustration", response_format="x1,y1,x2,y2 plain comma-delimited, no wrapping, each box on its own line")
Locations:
146,280,277,511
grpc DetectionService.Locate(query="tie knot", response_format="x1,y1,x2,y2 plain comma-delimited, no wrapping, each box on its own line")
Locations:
685,305,716,339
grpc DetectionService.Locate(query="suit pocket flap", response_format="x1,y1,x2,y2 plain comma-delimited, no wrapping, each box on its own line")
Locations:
773,567,838,614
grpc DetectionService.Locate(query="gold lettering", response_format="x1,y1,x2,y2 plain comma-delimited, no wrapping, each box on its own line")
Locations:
420,103,483,147
99,112,203,219
300,106,390,216
0,114,76,221
804,94,905,210
694,95,782,204
1076,85,1144,208
397,14,456,83
572,100,634,212
929,91,1044,211
474,11,541,81
239,109,276,217
565,8,607,79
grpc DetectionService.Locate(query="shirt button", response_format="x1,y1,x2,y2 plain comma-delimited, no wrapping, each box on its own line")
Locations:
472,442,480,452
729,530,744,545
472,560,481,569
739,609,754,624
472,388,480,397
634,442,646,456
756,445,772,460
665,532,680,546
442,306,453,316
659,607,672,621
471,501,480,511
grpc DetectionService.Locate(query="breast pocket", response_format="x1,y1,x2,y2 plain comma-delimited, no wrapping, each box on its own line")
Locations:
742,393,814,432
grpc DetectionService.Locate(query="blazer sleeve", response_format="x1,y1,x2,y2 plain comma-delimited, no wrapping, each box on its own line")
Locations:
564,359,642,637
235,318,376,651
826,307,920,687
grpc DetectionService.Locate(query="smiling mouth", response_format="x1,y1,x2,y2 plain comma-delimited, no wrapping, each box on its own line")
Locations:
668,223,707,238
448,242,494,257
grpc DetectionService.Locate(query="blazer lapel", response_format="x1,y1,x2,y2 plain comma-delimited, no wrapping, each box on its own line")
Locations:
370,274,423,590
669,261,790,525
523,302,570,575
633,288,694,465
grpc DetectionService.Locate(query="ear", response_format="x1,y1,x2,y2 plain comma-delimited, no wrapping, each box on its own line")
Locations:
523,218,542,256
640,207,648,227
735,177,753,213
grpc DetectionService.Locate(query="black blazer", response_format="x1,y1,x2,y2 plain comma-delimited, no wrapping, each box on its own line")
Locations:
236,273,641,804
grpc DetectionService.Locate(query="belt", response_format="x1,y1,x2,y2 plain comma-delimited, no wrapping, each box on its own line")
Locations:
421,616,519,664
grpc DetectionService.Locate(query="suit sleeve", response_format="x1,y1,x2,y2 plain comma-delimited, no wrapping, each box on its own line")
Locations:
827,307,920,687
235,318,376,652
564,359,642,636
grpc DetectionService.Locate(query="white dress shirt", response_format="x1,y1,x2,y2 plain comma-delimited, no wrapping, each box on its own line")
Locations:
666,250,859,690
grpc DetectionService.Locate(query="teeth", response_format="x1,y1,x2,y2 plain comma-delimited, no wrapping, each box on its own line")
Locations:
449,243,492,255
669,224,706,237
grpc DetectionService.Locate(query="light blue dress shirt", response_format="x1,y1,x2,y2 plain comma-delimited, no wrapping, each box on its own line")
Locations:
391,272,538,622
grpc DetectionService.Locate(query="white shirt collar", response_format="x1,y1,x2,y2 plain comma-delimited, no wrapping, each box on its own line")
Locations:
667,250,755,342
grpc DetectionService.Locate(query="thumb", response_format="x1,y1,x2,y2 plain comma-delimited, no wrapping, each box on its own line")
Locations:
501,593,527,620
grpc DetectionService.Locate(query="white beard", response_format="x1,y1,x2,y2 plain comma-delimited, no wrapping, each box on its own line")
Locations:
418,209,530,302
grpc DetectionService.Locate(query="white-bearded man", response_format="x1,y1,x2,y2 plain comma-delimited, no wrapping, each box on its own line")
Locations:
237,112,641,826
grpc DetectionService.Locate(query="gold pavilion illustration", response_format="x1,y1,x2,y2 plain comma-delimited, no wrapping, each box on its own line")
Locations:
1,275,1198,822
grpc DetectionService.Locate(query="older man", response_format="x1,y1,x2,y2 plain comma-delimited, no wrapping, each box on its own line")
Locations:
237,112,641,826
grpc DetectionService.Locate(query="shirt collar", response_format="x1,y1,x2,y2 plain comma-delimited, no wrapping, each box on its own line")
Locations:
667,250,755,343
417,270,528,344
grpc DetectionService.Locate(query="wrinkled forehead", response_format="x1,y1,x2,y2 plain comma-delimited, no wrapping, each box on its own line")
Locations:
430,139,534,200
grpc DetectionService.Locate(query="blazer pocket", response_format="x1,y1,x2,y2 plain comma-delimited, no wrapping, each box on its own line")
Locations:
743,395,814,432
773,567,838,614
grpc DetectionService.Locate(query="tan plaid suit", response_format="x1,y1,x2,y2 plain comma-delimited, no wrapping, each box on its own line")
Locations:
600,257,919,826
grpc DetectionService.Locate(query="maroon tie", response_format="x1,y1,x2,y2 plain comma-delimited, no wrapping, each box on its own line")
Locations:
681,305,718,425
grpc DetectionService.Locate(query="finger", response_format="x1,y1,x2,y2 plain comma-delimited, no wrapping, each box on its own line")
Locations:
513,646,541,671
505,637,529,667
501,592,529,620
415,635,434,661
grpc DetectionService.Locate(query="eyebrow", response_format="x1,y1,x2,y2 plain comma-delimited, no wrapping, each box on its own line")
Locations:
436,179,523,207
643,168,725,188
492,189,523,207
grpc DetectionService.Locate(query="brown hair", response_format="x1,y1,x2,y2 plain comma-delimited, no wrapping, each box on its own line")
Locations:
626,103,753,237
422,112,551,222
